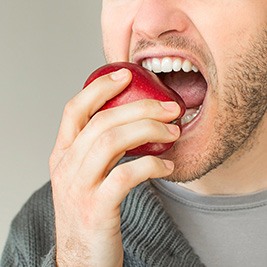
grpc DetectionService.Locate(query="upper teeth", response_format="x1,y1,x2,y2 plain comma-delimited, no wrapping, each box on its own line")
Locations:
142,57,199,74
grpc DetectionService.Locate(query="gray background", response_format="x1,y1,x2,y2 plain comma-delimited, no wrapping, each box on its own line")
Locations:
0,1,104,253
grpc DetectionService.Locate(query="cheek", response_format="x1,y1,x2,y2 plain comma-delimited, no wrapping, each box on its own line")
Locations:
101,4,137,63
194,3,267,90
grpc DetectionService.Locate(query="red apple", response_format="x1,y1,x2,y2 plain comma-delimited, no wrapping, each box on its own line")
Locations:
83,62,186,156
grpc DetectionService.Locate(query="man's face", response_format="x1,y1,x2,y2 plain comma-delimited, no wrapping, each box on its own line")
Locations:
101,1,267,182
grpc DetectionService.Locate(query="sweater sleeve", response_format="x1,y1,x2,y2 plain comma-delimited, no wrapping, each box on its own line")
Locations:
1,230,27,267
1,233,56,267
1,182,56,267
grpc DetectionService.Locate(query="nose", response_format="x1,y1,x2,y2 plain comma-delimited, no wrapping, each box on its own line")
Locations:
132,0,190,40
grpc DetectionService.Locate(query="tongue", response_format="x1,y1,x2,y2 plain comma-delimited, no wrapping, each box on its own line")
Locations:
159,72,207,108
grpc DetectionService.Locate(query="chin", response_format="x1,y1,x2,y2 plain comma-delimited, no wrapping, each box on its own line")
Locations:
158,125,223,183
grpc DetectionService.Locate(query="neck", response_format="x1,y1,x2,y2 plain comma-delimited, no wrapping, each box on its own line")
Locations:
180,115,267,196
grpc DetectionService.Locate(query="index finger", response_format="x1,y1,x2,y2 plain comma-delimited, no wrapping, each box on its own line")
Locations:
54,68,132,151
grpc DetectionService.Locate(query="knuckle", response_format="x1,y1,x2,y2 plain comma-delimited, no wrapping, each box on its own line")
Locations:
64,99,77,116
88,111,103,128
141,156,164,177
50,158,74,190
143,155,157,168
113,165,132,187
142,119,159,132
96,128,117,150
136,99,158,116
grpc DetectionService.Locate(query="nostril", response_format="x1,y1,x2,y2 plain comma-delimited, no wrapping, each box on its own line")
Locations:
158,29,181,39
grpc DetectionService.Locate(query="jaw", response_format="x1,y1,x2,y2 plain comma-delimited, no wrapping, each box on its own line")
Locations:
177,113,267,195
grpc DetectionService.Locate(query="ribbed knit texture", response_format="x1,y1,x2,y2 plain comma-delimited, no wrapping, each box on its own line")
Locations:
1,182,55,266
1,181,204,266
122,182,204,266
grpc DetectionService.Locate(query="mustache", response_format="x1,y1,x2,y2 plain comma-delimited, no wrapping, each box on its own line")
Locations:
130,35,212,67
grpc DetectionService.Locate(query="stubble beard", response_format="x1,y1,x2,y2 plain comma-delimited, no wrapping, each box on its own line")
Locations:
168,28,267,183
104,27,267,184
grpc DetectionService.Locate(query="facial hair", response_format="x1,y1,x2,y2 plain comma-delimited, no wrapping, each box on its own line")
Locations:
105,27,267,183
168,27,267,183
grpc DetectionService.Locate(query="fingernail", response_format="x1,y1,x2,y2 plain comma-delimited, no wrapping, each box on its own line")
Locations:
110,68,129,81
160,101,179,112
163,160,174,171
166,124,180,136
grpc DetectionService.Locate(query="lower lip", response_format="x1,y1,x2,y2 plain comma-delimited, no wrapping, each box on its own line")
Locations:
180,103,205,136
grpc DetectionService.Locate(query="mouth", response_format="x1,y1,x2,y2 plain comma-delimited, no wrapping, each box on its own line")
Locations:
141,56,207,127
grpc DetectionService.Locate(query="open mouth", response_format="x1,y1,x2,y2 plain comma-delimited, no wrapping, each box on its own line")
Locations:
141,57,207,126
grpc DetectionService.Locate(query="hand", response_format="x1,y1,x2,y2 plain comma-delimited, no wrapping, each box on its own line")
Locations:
49,68,181,266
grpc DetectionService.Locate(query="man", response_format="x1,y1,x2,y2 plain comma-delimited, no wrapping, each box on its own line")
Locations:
1,1,267,266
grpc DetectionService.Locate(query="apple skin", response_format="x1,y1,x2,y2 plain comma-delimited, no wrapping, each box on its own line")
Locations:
83,62,186,156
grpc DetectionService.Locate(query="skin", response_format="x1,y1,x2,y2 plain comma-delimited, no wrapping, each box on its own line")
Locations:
102,0,267,193
49,1,267,266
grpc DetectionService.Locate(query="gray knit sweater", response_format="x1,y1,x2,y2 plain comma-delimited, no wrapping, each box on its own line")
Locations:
1,181,204,266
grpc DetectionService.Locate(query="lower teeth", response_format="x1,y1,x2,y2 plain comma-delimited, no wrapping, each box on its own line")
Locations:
181,106,201,125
